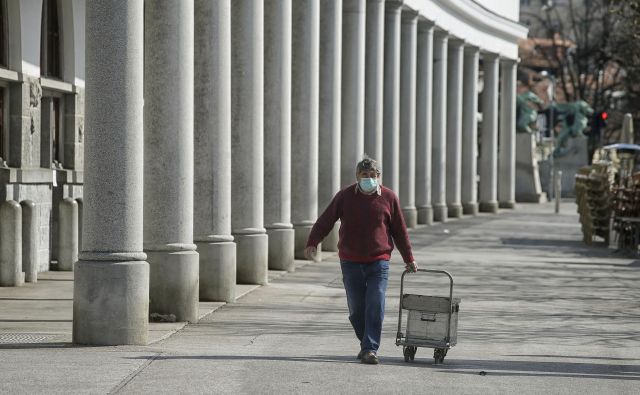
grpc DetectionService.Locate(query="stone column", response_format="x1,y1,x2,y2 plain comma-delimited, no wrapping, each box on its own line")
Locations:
194,0,236,302
341,0,366,186
431,29,449,222
144,0,199,323
8,78,41,169
20,200,38,283
231,0,268,283
291,0,320,259
416,20,434,225
318,0,342,252
74,0,149,346
382,2,402,192
399,11,418,228
0,200,23,287
76,198,83,254
364,0,385,162
264,0,295,271
479,53,500,213
58,198,78,271
461,46,480,215
499,58,517,209
446,38,464,219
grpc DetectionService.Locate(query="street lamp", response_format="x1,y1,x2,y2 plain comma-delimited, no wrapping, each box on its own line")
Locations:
540,70,557,203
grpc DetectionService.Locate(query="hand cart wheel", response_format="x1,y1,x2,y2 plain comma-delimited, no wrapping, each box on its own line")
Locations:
433,348,448,364
403,346,417,362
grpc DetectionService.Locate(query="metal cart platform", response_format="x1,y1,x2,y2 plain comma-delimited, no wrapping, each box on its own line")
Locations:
395,269,460,364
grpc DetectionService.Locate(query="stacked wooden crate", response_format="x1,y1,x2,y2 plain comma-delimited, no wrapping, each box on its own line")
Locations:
575,163,614,244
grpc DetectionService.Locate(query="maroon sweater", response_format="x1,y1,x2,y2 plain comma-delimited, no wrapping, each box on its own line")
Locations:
306,183,414,263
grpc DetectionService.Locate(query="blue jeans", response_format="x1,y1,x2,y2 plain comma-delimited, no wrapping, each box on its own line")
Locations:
340,260,389,353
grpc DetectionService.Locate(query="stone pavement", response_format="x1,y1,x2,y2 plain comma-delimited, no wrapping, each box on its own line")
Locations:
1,202,639,394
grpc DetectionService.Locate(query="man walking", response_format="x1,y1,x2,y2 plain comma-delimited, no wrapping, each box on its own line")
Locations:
304,156,418,365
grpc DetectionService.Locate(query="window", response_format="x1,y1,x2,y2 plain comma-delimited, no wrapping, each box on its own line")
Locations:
0,0,7,67
41,94,63,168
51,97,61,165
0,87,4,162
40,0,61,78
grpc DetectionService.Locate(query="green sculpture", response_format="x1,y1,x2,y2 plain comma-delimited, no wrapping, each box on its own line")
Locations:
516,90,544,134
552,100,594,157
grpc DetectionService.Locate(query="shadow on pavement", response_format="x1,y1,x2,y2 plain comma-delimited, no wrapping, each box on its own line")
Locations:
505,354,640,361
123,354,640,380
429,357,640,381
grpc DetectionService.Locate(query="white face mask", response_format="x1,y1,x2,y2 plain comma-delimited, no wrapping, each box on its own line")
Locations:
359,177,378,193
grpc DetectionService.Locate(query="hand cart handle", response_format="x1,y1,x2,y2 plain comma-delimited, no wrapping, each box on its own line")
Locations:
400,269,454,302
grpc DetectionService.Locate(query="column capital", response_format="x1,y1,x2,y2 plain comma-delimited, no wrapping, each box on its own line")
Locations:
448,37,465,48
500,57,518,67
385,0,403,13
433,28,449,42
464,44,480,54
401,9,419,23
433,26,449,42
417,18,435,32
481,51,500,62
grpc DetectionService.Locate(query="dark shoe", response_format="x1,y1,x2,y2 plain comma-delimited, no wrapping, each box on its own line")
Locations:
361,351,379,365
356,350,364,360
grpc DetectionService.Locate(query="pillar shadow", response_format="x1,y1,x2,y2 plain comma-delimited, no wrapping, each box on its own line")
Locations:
0,342,72,349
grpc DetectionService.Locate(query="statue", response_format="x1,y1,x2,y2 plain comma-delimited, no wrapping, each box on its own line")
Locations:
514,90,545,202
516,90,543,134
551,100,594,157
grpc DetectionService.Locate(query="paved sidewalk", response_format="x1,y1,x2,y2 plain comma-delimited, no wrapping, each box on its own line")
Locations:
1,203,639,394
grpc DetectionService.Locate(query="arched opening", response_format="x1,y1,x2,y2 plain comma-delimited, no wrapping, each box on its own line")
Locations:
40,0,61,79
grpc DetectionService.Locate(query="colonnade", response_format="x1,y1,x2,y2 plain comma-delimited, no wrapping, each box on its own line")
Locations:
74,0,518,345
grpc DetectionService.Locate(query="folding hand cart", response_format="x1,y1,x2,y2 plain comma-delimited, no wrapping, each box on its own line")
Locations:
395,269,460,364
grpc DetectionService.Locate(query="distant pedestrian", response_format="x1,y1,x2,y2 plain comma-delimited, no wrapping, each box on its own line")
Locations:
305,156,417,365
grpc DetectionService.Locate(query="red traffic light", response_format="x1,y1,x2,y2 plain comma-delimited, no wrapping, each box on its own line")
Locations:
601,111,608,120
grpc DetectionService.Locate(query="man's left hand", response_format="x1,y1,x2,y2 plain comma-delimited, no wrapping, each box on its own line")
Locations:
405,261,418,272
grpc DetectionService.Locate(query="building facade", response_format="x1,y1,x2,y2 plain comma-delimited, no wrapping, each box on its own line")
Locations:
0,0,85,272
0,0,526,345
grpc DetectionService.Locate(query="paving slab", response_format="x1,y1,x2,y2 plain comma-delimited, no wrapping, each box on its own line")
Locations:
1,203,639,394
0,267,303,346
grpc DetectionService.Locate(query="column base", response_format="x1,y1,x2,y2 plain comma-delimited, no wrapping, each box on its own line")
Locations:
197,241,236,302
479,201,499,213
417,206,433,225
433,204,448,223
499,201,516,209
447,204,463,219
322,222,340,252
294,224,321,260
148,250,200,323
462,202,478,216
73,260,149,346
267,228,295,272
235,233,268,285
402,207,418,229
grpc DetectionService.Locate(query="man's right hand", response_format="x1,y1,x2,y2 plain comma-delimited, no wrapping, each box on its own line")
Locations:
304,246,318,261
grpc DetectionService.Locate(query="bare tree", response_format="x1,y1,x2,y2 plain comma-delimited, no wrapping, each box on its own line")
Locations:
610,0,640,119
521,0,625,116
